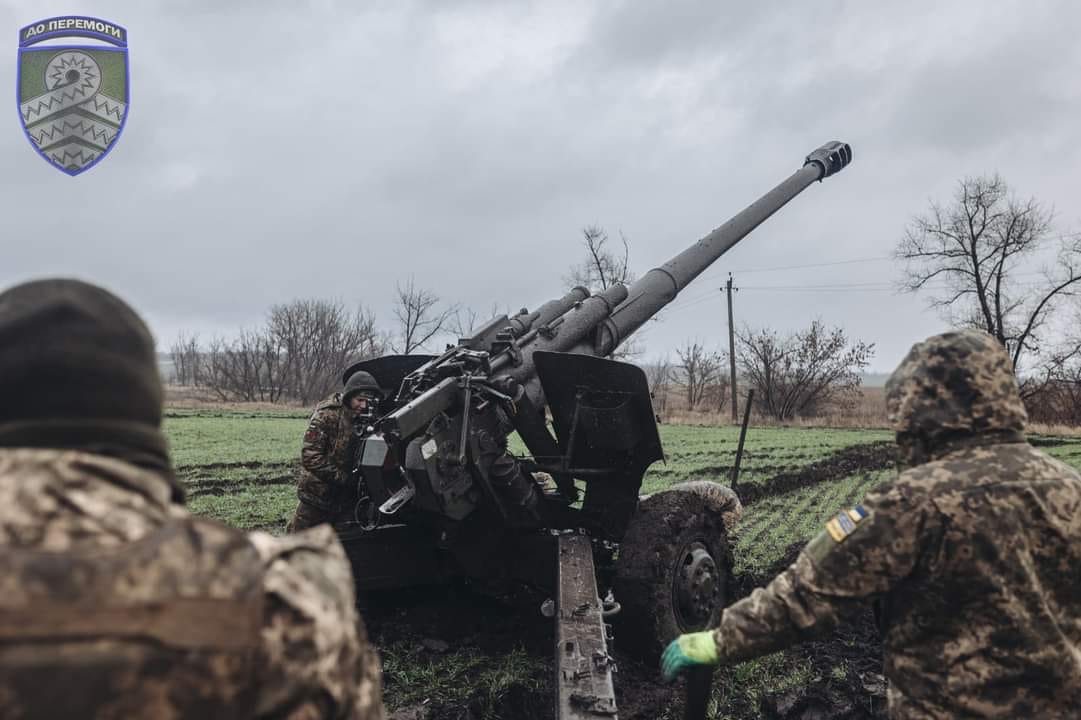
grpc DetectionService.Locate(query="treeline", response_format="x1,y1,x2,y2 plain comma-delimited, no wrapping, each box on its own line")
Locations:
1026,361,1081,426
170,299,384,405
170,279,466,404
649,321,875,422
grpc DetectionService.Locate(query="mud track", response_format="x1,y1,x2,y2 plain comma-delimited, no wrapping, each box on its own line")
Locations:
179,461,297,497
736,441,896,505
376,441,893,719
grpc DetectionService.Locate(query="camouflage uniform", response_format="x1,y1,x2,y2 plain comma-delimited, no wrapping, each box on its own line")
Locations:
0,278,383,719
709,330,1081,718
289,393,358,532
0,447,384,719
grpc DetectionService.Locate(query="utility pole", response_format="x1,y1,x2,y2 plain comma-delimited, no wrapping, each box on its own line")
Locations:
726,274,738,423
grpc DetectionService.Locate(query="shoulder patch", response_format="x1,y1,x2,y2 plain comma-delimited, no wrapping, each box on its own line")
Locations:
824,504,869,543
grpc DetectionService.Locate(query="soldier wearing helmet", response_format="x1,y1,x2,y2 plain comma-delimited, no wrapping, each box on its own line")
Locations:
0,279,384,719
663,329,1081,718
288,370,384,532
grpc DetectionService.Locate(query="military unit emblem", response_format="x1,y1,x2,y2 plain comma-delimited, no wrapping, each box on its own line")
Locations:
17,16,129,175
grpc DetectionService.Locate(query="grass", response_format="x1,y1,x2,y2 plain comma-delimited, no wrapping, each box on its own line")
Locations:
381,644,543,716
642,425,890,496
187,481,297,534
165,414,307,467
165,406,1081,718
165,410,897,533
733,469,893,576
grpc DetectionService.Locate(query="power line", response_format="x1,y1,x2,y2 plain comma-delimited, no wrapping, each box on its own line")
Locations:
657,259,1064,316
726,256,893,274
682,255,894,297
662,282,901,314
740,282,893,289
664,292,723,314
663,288,723,313
743,283,895,289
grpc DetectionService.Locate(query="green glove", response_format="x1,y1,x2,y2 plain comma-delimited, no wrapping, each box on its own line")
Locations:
661,631,719,681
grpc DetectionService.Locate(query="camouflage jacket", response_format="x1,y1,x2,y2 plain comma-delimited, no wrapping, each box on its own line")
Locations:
298,393,357,510
0,448,384,720
713,331,1081,718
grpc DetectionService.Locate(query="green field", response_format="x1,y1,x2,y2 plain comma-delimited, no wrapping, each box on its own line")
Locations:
641,425,891,495
171,414,894,535
167,409,1081,718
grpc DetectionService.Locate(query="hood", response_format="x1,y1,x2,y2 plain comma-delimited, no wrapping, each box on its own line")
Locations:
885,329,1027,466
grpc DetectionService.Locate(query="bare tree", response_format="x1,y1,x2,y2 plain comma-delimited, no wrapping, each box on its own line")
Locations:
701,373,731,415
564,225,633,291
1026,353,1081,426
1023,304,1081,425
169,332,202,386
897,174,1081,393
201,328,286,403
198,298,384,404
392,277,457,354
645,354,674,419
737,321,873,421
564,224,647,359
450,303,522,345
267,299,383,405
674,340,724,410
451,306,481,339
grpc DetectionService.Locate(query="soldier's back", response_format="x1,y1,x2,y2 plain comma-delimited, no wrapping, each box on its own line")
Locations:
883,440,1081,718
0,448,383,719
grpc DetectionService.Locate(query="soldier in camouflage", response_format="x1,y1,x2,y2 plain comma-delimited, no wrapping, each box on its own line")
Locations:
288,371,383,532
0,279,384,719
663,329,1081,718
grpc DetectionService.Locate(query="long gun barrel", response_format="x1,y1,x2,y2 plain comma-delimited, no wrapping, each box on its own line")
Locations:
594,141,851,356
496,140,852,386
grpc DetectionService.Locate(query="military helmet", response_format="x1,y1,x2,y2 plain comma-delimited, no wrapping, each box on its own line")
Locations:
342,370,382,403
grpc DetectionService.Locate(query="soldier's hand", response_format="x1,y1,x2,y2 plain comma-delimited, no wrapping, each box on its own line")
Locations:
661,631,718,681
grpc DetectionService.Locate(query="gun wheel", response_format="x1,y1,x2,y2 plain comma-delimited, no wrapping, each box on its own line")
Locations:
613,482,734,660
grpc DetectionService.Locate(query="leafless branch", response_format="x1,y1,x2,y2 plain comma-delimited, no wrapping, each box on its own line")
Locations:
392,276,458,354
897,174,1078,376
736,321,873,421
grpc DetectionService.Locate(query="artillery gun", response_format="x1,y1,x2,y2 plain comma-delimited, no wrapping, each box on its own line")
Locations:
338,142,852,718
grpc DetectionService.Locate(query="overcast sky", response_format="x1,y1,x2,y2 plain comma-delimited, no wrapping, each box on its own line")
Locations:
3,0,1079,373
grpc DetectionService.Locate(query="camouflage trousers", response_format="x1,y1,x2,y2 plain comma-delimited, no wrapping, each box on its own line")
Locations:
287,500,338,533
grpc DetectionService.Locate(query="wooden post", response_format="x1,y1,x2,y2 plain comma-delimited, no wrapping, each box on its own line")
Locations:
731,389,754,494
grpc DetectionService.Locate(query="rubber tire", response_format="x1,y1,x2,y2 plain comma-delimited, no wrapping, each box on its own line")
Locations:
613,483,733,660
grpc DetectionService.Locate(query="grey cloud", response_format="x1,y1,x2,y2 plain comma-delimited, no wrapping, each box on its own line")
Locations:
569,0,786,72
2,0,1079,371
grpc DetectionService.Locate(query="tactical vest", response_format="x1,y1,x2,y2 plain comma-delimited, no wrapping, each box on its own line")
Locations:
0,516,265,719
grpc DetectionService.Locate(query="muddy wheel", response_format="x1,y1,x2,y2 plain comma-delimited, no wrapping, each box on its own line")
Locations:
613,481,739,660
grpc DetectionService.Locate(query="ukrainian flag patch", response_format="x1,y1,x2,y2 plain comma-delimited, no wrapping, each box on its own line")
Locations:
825,504,869,543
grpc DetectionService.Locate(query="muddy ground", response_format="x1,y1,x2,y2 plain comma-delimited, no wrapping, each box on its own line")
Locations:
371,442,892,720
734,441,896,505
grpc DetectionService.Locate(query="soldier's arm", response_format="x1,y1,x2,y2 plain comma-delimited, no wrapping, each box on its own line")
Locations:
714,483,937,664
248,527,384,720
301,409,344,485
